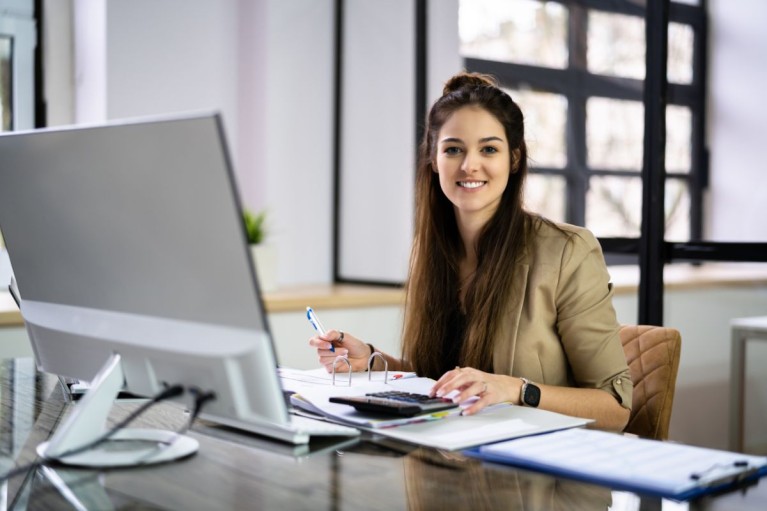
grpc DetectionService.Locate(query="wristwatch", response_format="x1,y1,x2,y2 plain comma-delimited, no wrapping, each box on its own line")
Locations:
519,378,541,407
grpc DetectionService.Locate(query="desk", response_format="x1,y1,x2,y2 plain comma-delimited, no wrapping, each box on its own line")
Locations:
729,316,767,452
0,358,765,510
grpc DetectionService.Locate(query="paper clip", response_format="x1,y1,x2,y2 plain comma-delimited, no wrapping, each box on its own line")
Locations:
367,351,388,383
331,355,352,386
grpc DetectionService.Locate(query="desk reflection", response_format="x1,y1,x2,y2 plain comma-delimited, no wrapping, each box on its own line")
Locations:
15,466,115,510
401,447,611,511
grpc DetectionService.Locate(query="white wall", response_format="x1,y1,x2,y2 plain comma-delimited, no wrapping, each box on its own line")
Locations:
262,0,335,285
73,0,106,123
707,0,767,242
338,1,416,283
43,0,74,126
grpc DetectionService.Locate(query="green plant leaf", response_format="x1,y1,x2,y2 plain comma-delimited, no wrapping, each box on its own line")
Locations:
243,208,267,245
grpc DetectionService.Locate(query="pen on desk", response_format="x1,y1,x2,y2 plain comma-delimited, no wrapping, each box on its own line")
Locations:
306,306,333,352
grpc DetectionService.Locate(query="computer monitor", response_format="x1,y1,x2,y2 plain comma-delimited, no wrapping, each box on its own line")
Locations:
0,113,355,467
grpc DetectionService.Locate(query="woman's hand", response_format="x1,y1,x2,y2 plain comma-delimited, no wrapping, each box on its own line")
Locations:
308,329,372,373
429,366,521,416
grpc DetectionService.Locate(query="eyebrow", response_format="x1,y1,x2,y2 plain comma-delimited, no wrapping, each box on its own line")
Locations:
439,136,505,144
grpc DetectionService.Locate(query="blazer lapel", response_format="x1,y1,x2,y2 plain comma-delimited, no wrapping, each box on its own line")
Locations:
493,262,529,375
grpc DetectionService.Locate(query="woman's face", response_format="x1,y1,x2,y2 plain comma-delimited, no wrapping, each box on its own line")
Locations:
434,106,511,227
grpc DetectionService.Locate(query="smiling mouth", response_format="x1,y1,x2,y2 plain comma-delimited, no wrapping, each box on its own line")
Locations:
458,181,486,189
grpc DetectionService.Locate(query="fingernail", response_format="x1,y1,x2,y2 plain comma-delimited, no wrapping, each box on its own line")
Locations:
435,390,444,397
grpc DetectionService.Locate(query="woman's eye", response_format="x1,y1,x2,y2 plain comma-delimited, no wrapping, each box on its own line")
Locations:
481,146,499,154
444,146,462,155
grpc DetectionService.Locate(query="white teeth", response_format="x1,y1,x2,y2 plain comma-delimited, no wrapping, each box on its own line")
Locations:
459,181,485,189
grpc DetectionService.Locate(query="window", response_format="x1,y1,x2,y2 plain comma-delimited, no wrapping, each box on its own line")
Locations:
459,0,706,246
1,4,37,251
0,5,36,132
1,35,11,131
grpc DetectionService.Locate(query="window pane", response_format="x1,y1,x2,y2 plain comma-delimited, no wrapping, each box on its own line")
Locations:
665,178,690,241
587,176,691,239
1,35,12,132
586,176,642,237
668,22,694,84
666,105,691,173
459,0,568,69
587,98,643,171
588,11,645,80
588,98,690,173
508,88,567,168
588,14,694,85
525,174,566,222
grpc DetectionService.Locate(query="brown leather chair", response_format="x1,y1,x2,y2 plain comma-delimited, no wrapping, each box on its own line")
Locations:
620,325,682,440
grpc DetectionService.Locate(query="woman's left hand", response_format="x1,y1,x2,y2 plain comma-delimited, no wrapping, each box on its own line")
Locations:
429,366,519,416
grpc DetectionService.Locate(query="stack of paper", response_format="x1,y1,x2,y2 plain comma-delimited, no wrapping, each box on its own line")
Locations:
279,367,457,428
278,367,592,451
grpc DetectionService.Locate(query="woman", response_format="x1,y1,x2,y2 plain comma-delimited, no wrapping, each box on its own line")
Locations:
309,72,631,431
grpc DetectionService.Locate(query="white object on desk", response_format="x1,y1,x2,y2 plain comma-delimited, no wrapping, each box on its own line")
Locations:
729,316,767,452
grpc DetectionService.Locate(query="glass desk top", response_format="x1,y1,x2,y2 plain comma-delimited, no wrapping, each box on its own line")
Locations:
0,358,764,510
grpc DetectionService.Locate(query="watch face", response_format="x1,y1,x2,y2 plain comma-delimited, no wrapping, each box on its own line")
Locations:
524,383,541,407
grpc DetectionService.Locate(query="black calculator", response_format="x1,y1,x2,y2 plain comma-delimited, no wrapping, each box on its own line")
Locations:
329,391,459,417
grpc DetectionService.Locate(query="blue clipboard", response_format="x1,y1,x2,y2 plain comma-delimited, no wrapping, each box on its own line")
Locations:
463,428,767,501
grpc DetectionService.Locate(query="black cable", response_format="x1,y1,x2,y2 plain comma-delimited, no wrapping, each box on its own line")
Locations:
0,384,185,482
185,387,217,428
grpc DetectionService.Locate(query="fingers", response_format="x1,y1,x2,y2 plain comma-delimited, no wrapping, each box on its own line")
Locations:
430,366,463,397
309,329,372,373
308,329,344,352
430,367,492,413
461,391,492,416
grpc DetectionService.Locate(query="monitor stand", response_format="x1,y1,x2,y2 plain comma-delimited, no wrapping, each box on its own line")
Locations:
37,353,199,467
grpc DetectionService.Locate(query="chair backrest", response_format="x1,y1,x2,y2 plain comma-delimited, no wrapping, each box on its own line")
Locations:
620,325,682,440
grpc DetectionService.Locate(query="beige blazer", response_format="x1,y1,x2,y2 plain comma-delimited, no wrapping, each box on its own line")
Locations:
491,219,632,408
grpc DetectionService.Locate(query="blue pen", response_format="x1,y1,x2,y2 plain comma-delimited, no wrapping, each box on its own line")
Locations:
306,306,333,352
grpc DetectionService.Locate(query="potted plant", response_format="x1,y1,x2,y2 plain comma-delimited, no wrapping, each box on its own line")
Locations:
243,208,278,292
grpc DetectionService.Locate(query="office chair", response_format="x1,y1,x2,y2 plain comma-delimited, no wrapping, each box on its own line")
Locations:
620,325,682,441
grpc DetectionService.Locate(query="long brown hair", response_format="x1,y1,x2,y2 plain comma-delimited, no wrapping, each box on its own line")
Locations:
401,72,535,379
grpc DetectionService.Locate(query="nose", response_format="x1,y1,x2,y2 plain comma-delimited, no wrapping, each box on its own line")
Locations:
460,150,480,174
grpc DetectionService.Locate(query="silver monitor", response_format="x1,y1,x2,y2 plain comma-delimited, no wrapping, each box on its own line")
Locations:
0,113,356,466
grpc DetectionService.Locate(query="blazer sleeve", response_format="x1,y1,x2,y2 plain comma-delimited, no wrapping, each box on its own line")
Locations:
555,228,633,409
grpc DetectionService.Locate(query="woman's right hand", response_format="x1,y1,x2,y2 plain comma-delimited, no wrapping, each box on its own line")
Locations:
308,329,372,373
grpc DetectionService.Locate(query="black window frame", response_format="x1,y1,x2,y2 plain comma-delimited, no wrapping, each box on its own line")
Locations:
463,0,707,252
